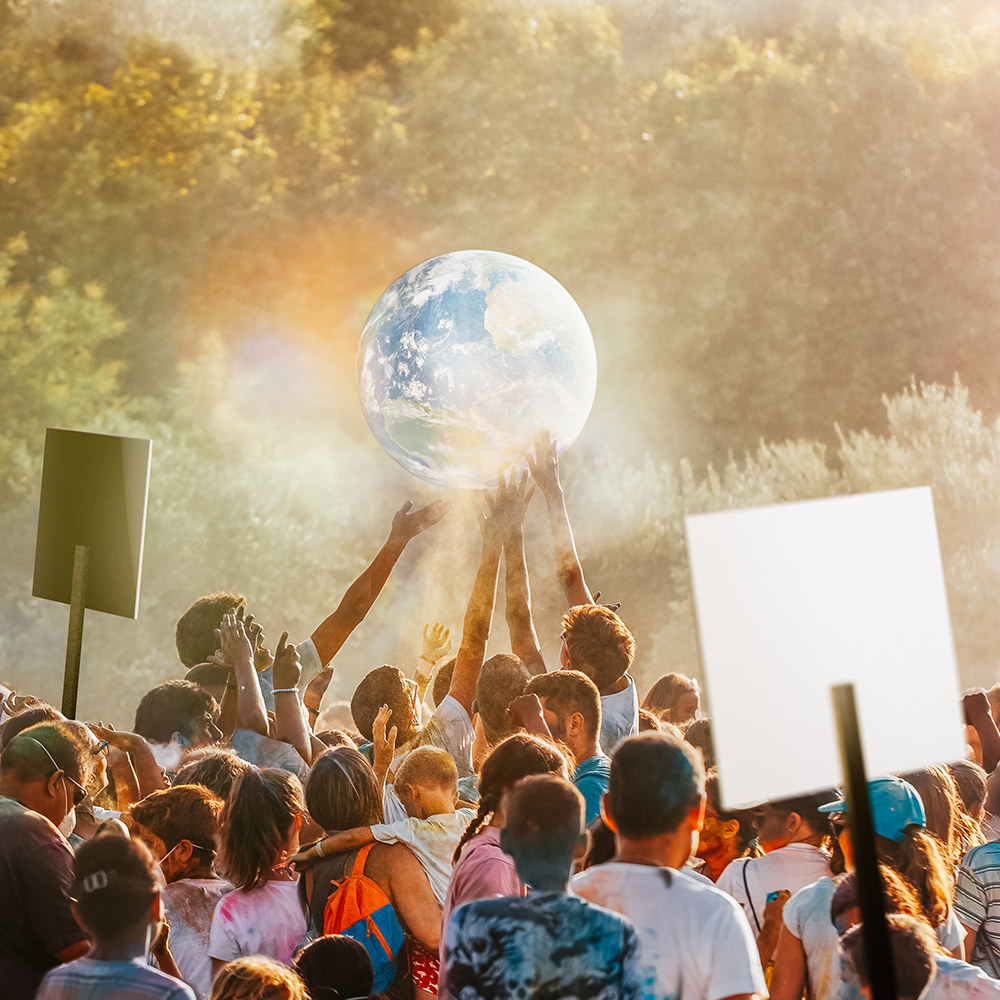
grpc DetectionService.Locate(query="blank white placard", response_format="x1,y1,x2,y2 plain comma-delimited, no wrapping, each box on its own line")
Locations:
685,486,964,809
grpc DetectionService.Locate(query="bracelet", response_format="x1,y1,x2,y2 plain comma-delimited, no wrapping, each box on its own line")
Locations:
272,688,299,695
315,840,327,858
306,706,319,716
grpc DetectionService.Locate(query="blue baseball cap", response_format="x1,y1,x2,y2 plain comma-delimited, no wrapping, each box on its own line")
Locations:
818,775,926,843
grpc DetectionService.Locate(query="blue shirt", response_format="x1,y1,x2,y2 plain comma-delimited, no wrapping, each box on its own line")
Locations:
573,753,611,825
37,957,195,1000
443,890,642,1000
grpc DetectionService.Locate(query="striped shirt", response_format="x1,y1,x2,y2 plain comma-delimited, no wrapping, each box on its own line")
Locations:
37,957,194,1000
957,842,1000,976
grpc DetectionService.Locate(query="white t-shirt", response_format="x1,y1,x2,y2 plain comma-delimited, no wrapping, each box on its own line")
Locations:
783,876,855,1000
383,694,475,824
572,862,767,1000
717,844,831,937
600,675,639,755
926,957,1000,1000
163,878,232,1000
229,729,309,781
371,808,476,905
209,879,307,966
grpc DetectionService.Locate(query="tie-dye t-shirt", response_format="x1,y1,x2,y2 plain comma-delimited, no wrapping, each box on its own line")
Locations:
442,890,642,1000
208,879,307,967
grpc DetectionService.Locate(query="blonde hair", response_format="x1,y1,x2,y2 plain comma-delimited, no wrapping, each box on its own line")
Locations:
209,957,308,1000
394,746,457,793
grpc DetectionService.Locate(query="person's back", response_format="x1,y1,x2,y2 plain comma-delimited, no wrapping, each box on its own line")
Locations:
37,835,195,1000
0,723,94,1000
443,774,641,1000
716,792,833,938
130,785,232,1000
572,733,765,1000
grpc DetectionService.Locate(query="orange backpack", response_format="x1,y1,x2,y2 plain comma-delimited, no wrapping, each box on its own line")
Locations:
322,843,407,991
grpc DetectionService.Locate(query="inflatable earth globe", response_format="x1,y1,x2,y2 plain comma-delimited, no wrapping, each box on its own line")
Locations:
357,250,597,490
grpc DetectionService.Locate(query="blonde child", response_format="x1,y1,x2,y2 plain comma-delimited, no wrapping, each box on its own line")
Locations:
295,746,474,998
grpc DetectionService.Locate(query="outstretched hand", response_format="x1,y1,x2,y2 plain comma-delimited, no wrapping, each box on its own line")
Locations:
490,467,536,540
372,703,398,779
526,431,561,499
271,632,301,690
219,612,254,670
422,623,453,665
390,499,454,545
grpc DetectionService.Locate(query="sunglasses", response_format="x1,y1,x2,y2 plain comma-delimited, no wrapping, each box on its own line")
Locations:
27,737,89,807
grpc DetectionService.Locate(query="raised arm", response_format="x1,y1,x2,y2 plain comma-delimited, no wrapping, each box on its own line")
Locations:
220,612,269,737
448,495,503,717
415,623,453,703
271,633,313,765
496,469,546,675
964,691,1000,775
311,499,453,667
526,432,594,608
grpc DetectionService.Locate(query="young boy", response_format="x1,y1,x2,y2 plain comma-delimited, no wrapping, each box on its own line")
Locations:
442,773,642,1000
36,835,195,1000
294,745,475,997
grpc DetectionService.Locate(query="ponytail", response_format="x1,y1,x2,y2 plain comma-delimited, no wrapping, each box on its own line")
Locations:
452,733,569,865
220,768,304,891
876,826,951,929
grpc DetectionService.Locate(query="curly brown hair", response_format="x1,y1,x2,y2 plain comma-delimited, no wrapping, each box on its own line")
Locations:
561,605,634,692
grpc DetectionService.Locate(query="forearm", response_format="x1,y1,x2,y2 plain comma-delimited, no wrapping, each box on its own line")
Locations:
756,917,782,969
542,488,593,607
234,653,268,736
311,535,407,665
273,691,313,764
303,667,334,729
318,826,376,855
503,531,546,675
218,681,239,742
450,541,502,714
973,714,1000,774
128,737,168,796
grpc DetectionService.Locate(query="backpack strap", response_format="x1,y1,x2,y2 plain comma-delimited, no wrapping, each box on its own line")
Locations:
742,859,762,934
350,842,377,878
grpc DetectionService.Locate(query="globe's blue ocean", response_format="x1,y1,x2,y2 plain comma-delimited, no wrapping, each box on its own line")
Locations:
357,250,597,490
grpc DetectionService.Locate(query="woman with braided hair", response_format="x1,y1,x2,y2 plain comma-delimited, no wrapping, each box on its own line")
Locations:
440,733,570,949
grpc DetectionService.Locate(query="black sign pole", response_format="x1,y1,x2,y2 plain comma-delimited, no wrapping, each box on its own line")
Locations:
62,544,89,719
831,683,895,1000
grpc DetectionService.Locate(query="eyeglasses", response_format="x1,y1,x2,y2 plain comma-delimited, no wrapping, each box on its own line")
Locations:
26,737,88,807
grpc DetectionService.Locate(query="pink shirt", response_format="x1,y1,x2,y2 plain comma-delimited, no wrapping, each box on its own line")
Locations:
440,827,527,964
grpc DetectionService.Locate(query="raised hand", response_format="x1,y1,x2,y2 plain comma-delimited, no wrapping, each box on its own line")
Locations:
271,632,302,690
526,430,561,499
490,467,536,540
421,622,453,665
219,611,254,670
372,704,398,787
389,499,455,545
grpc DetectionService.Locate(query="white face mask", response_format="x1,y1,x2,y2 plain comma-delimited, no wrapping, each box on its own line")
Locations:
59,806,77,839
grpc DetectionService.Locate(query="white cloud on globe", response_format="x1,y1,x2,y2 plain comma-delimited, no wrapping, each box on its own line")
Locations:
357,250,597,490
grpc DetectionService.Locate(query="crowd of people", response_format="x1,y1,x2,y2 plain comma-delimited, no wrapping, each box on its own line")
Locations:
5,432,1000,1000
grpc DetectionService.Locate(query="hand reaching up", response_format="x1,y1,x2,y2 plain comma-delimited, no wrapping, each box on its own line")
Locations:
372,704,398,787
272,632,302,691
491,467,536,541
526,430,561,500
219,612,254,671
390,499,454,545
421,622,453,665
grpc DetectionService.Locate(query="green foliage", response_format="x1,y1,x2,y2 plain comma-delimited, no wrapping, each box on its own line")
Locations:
0,237,123,497
4,0,1000,719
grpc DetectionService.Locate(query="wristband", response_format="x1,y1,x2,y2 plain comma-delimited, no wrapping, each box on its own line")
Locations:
315,840,327,858
272,688,299,695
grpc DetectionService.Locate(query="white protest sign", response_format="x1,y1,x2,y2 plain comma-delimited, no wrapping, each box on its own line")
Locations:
685,486,964,808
